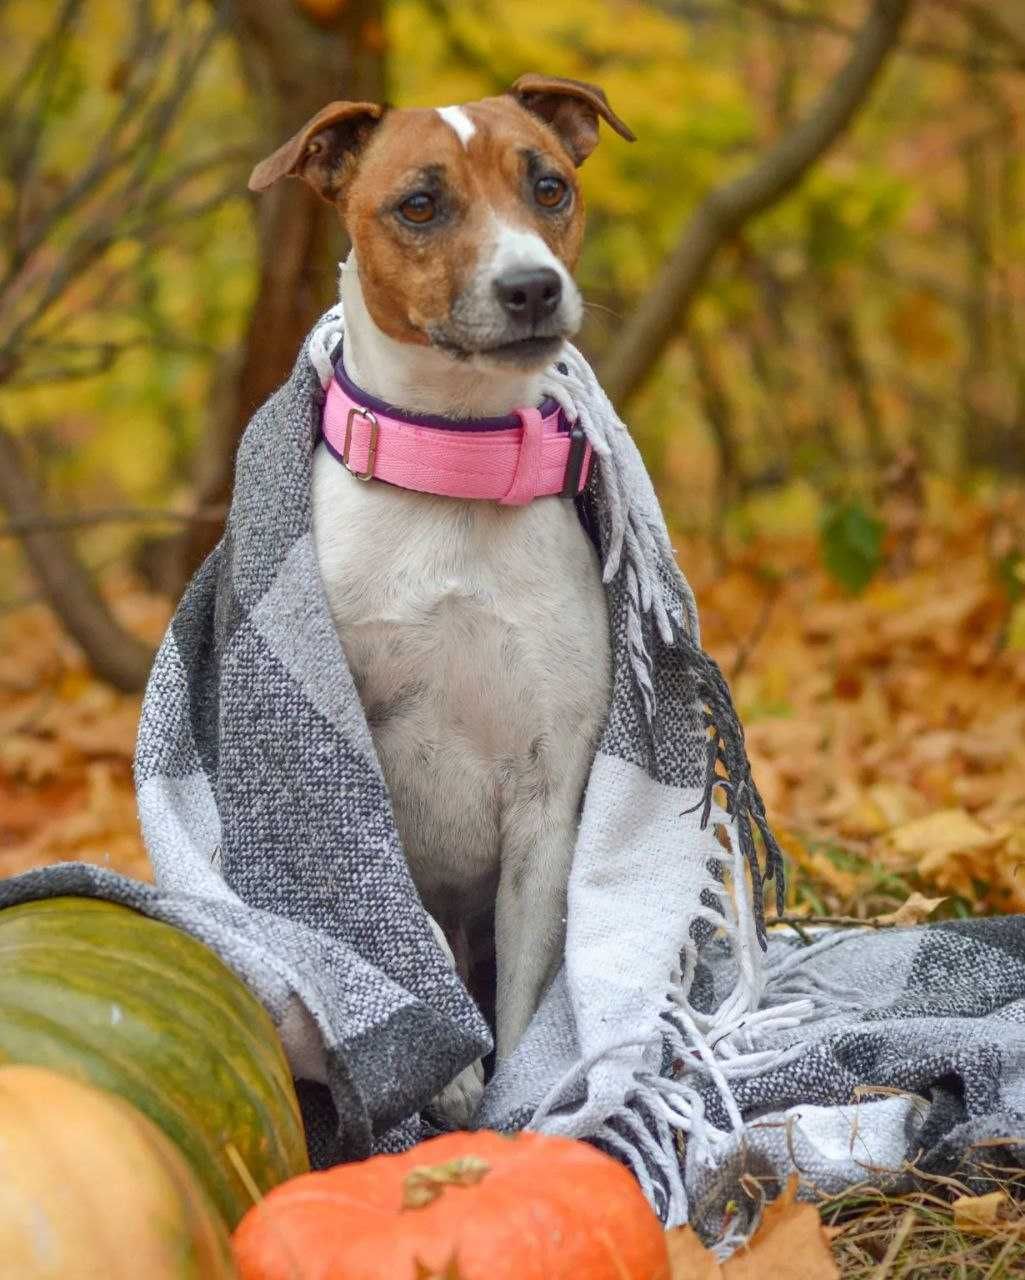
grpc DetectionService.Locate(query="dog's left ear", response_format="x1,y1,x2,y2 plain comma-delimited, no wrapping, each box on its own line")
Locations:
509,73,636,166
248,100,385,201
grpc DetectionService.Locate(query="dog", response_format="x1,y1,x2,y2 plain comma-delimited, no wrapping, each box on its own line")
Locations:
250,74,634,1122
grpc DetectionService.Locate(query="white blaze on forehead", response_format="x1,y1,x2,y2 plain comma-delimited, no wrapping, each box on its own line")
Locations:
436,105,476,148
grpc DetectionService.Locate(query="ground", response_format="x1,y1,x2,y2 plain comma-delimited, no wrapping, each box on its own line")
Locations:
2,479,1024,1274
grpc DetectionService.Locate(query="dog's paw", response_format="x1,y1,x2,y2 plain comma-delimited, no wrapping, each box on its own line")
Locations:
428,1058,484,1129
277,995,328,1084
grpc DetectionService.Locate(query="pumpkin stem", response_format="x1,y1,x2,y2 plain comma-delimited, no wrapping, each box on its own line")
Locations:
402,1155,491,1209
414,1256,465,1280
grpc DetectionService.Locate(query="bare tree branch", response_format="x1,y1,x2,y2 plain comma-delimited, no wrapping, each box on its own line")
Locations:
0,506,225,537
1,5,171,284
599,0,914,409
689,326,742,503
7,332,217,387
0,423,153,691
735,0,1025,72
0,7,227,349
771,913,905,933
730,572,786,679
0,0,83,129
935,0,1025,66
0,1,231,689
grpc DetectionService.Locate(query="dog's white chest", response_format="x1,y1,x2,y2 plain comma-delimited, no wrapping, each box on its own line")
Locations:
311,444,611,920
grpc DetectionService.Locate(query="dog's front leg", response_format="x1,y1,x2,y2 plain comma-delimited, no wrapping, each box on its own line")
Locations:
494,813,576,1060
426,913,485,1127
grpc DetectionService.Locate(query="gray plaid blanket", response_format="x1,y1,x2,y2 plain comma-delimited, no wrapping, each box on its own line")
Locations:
2,317,1023,1250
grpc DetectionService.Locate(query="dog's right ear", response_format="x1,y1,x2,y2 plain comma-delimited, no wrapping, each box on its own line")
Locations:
248,101,385,202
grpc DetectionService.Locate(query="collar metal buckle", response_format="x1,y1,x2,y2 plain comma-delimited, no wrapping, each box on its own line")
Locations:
560,424,588,498
342,406,379,482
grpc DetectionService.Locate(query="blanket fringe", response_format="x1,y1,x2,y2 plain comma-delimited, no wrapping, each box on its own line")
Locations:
542,344,786,948
687,641,787,949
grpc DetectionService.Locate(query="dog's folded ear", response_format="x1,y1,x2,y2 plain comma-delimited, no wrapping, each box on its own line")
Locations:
509,74,635,166
248,101,385,201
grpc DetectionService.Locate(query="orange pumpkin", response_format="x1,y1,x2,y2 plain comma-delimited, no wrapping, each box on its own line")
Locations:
233,1130,669,1280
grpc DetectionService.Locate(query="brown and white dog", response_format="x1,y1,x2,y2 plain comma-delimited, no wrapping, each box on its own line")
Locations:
250,76,633,1121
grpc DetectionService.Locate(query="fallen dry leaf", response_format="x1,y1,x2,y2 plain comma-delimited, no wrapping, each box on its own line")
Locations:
886,808,1002,862
722,1178,839,1280
0,733,66,784
666,1179,839,1280
778,830,862,898
0,593,154,883
665,1225,723,1279
951,1190,1008,1232
875,892,947,927
866,781,929,831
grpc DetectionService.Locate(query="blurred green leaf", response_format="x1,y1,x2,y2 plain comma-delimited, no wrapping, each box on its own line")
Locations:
996,551,1025,604
1007,601,1025,652
819,500,885,595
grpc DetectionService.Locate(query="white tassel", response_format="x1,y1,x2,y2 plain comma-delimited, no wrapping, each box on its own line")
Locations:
309,309,346,388
541,342,702,719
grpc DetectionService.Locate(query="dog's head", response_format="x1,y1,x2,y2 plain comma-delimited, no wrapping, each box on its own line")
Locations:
249,75,634,371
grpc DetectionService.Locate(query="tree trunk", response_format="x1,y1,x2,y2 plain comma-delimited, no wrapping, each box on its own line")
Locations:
689,326,742,506
598,0,913,410
958,65,1020,472
0,424,154,691
165,0,386,589
820,285,887,465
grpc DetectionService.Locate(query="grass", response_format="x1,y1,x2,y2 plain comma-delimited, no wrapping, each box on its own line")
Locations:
769,841,1025,1275
821,1164,1025,1278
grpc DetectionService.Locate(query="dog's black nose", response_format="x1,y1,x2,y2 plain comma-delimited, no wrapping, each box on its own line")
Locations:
493,268,562,326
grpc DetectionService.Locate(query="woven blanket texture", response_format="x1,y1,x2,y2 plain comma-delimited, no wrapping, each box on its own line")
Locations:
3,313,1023,1249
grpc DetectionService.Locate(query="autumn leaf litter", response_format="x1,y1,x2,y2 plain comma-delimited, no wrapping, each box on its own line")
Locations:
2,481,1025,1275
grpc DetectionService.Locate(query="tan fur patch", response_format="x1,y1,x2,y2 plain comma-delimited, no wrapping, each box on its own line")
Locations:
340,98,585,345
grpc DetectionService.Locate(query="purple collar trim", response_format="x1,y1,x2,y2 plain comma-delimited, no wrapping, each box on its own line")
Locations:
331,350,564,434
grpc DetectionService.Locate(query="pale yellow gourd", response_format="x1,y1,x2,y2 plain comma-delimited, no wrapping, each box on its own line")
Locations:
0,1065,237,1280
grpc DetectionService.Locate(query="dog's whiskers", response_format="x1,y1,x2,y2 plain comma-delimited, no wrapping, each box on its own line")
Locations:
582,299,623,320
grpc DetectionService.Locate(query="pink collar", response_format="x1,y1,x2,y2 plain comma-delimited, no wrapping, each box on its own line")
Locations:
321,356,591,505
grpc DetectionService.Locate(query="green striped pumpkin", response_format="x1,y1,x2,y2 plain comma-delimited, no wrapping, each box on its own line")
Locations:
0,897,309,1228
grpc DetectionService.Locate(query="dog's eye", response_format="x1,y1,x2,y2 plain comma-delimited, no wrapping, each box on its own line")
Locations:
398,193,436,225
534,176,569,209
